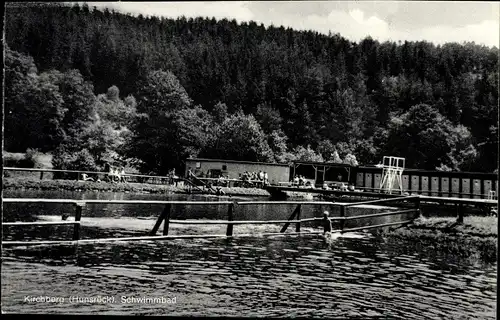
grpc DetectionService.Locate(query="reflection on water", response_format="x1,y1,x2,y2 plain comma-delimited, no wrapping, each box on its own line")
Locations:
1,190,497,318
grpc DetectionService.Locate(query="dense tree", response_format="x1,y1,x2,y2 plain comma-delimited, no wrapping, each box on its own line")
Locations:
382,104,478,170
3,3,498,173
201,112,274,162
4,48,65,152
281,145,324,163
128,70,211,173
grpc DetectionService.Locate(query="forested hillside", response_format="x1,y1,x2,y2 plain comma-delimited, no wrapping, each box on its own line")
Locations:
4,3,498,174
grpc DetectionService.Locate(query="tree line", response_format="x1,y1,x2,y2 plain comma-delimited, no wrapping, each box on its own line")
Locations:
4,3,498,174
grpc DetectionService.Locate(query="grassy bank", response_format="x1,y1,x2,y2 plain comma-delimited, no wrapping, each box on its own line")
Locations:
2,178,271,197
384,216,498,263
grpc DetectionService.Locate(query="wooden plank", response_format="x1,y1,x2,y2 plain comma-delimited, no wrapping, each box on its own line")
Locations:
456,203,464,224
402,175,410,191
163,204,172,236
374,174,382,190
3,199,86,204
431,177,439,196
150,206,169,236
343,209,416,221
2,221,80,226
340,196,419,207
366,173,373,190
415,196,422,218
280,205,300,233
441,177,450,197
419,195,496,205
296,205,301,232
472,179,481,199
411,176,419,193
3,198,232,205
356,173,364,188
421,176,430,195
342,219,415,233
462,178,471,198
339,206,346,231
300,217,323,222
226,203,234,236
236,201,334,205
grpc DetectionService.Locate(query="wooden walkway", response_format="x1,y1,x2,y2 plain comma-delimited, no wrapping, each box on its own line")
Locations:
266,186,498,207
2,197,421,247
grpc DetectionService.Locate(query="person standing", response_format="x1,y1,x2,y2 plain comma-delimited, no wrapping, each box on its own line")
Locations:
120,167,127,183
322,211,332,234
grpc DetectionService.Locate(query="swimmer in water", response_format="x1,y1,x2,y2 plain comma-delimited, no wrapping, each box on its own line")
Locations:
323,210,332,234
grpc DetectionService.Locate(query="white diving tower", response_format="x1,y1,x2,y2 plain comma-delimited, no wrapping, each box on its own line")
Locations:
379,156,405,195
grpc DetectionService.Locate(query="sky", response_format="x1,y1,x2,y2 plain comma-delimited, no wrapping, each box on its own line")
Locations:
82,1,500,47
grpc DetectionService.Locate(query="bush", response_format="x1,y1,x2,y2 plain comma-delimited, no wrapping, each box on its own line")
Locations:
2,150,44,168
25,148,45,168
52,148,99,179
3,152,26,168
343,153,359,166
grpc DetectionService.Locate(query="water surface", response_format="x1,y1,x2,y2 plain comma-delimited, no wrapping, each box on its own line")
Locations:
2,190,496,318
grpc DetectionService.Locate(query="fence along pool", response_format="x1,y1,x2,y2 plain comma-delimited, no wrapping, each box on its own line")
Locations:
2,197,422,246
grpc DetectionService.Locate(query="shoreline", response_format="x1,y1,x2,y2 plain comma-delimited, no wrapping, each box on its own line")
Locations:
2,178,271,197
383,216,498,262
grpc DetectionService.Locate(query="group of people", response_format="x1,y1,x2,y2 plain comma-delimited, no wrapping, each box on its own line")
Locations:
240,170,269,186
81,165,127,183
291,174,357,191
323,182,356,191
292,175,311,187
107,166,127,183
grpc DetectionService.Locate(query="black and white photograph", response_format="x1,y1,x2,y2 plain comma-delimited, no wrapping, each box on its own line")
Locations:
2,1,498,317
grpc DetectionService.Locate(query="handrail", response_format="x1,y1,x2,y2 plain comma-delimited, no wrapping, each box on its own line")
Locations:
3,221,80,226
169,218,324,225
3,166,179,181
342,219,415,233
338,196,419,208
417,195,497,205
2,198,335,244
2,198,233,205
343,209,416,221
236,201,335,205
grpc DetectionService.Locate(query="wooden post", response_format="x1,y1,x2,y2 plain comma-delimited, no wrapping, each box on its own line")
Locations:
150,205,170,236
226,203,234,237
40,171,44,180
280,205,300,233
73,203,84,240
163,204,172,235
415,196,422,219
438,177,442,198
295,204,302,232
456,203,464,224
339,206,346,233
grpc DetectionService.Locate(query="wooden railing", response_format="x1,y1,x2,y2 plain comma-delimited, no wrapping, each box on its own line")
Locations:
335,196,421,233
2,198,423,246
3,167,179,185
